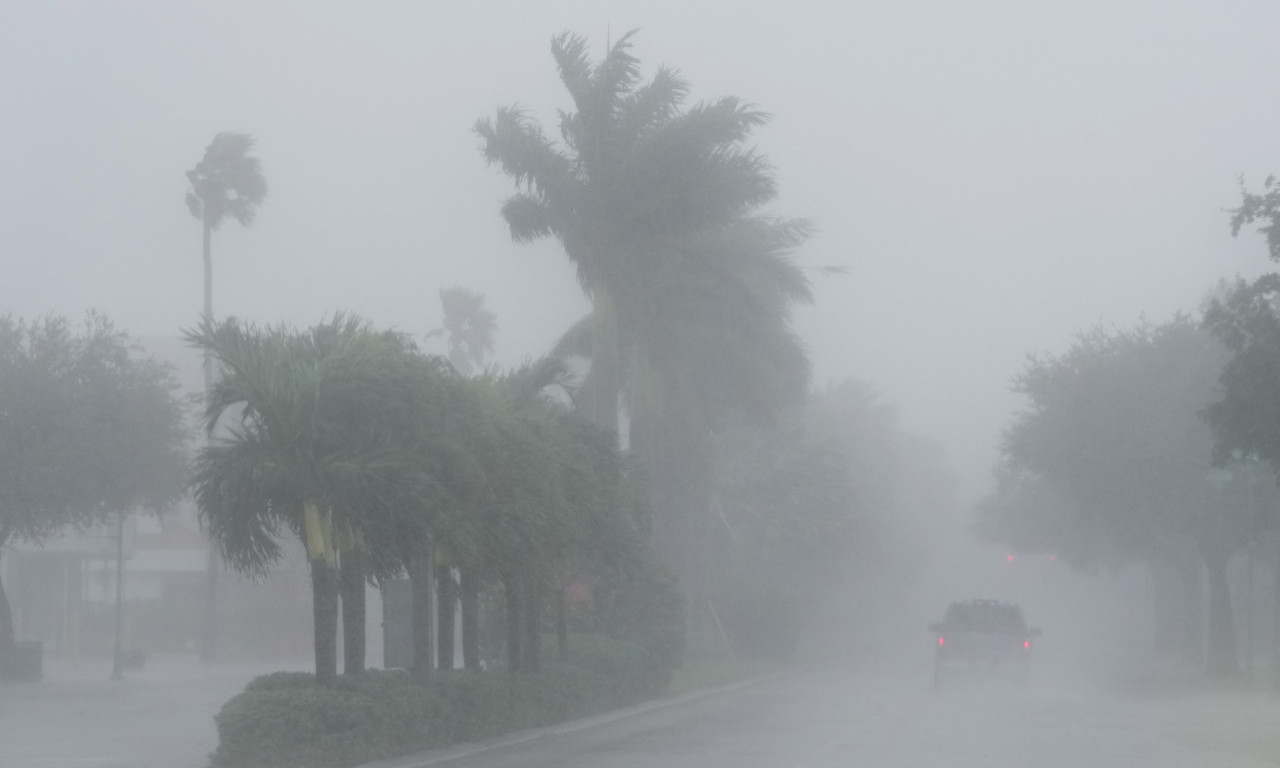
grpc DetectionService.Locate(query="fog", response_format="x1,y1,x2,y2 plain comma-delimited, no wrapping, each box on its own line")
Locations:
4,1,1280,766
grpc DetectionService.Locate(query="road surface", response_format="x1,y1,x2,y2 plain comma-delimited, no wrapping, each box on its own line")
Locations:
3,653,1279,767
0,655,304,768
375,657,1280,768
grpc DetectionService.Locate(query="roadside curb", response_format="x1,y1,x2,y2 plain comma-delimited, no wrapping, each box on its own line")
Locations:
358,671,785,768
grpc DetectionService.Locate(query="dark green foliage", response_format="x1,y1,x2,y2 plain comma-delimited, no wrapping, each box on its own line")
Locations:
211,635,669,768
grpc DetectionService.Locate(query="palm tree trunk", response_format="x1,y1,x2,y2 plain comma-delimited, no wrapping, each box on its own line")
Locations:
460,570,480,671
340,549,366,675
435,565,455,670
410,551,434,682
199,218,220,664
504,572,522,672
590,285,620,434
522,568,541,672
311,559,339,685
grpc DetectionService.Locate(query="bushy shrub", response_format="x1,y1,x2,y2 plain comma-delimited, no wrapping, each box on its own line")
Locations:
212,634,673,768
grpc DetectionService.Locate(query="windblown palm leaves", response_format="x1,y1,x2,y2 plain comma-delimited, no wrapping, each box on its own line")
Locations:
186,133,267,231
188,316,436,574
477,31,812,436
187,315,458,682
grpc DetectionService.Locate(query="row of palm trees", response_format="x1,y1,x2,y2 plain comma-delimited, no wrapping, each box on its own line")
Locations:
187,315,650,684
186,30,820,661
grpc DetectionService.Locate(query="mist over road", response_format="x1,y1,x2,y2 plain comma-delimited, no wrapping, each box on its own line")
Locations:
401,654,1280,768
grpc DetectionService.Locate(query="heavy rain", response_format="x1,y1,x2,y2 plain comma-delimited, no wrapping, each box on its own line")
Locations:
2,2,1280,767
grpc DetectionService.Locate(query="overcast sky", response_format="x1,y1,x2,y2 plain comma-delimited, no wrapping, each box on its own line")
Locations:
3,1,1279,506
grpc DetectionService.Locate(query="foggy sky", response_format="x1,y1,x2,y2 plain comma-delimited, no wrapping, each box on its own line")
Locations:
3,0,1279,506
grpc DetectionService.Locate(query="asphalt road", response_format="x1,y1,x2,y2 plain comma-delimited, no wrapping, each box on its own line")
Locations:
375,659,1280,768
0,656,303,768
4,653,1280,768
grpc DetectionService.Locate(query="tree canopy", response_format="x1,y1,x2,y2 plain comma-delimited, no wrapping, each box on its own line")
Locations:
983,315,1262,675
0,313,188,665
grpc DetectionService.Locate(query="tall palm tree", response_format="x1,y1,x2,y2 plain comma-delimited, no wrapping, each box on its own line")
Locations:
479,33,813,643
476,31,779,433
186,131,267,662
430,286,497,376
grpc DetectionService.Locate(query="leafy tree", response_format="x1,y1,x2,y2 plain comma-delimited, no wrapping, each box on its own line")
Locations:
1200,176,1280,472
1230,175,1280,261
186,131,267,661
992,317,1257,676
0,314,187,672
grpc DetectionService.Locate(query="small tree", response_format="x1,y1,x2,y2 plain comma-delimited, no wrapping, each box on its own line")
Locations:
0,314,187,671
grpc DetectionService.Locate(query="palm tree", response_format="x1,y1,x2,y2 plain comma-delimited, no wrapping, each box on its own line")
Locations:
479,33,813,646
476,31,780,433
187,315,434,684
430,286,497,377
186,131,267,662
427,286,497,669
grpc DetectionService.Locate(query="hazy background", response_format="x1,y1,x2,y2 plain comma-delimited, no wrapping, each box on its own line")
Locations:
4,0,1279,509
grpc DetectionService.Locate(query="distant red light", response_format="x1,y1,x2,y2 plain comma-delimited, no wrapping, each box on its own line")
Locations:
1007,554,1014,562
1049,554,1056,561
938,636,945,646
1023,640,1030,649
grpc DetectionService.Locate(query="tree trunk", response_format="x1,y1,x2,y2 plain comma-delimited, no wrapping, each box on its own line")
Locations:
555,577,568,662
1178,556,1204,666
504,572,522,673
523,569,541,672
1203,550,1240,678
409,551,434,682
311,559,339,685
435,565,456,670
460,569,480,671
111,511,126,680
340,549,366,675
590,286,620,434
0,530,17,673
199,219,220,664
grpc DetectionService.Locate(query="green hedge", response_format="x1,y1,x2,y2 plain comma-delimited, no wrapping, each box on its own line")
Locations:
211,635,672,768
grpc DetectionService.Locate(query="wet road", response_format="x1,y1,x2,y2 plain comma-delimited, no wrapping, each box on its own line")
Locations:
381,659,1280,768
4,654,1279,768
0,656,303,768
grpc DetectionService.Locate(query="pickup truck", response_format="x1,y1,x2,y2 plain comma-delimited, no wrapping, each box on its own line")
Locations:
929,599,1040,687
